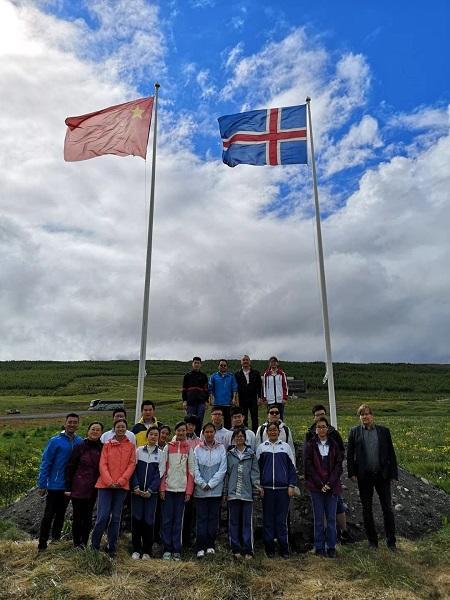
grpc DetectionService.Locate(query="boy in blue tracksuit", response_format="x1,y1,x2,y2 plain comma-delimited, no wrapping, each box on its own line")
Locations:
37,413,83,551
256,421,297,558
131,426,165,559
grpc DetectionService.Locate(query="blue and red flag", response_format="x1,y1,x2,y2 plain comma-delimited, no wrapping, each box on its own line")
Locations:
218,104,307,167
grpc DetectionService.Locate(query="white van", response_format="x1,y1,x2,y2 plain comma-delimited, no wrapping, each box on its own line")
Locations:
88,399,125,411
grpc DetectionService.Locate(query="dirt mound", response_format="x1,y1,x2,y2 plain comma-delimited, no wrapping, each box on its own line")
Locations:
1,443,448,550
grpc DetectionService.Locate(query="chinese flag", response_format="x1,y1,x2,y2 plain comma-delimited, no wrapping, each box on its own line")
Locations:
64,96,153,162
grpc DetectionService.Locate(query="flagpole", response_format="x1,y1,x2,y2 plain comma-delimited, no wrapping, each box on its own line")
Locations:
306,97,337,428
135,82,160,424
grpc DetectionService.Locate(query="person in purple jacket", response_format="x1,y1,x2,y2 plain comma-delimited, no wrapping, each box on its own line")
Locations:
65,422,104,548
304,416,343,558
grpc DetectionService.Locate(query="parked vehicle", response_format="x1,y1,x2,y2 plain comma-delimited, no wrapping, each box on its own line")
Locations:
88,399,124,411
6,408,21,414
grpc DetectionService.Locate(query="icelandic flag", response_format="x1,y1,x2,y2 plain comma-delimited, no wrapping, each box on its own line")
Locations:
218,104,307,167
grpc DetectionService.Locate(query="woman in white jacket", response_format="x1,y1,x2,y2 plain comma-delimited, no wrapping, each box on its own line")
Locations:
194,422,227,558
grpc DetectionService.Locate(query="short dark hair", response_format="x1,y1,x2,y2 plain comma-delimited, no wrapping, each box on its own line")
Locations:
312,404,327,415
174,420,187,431
231,427,247,441
146,425,159,437
218,358,228,366
202,422,216,433
192,356,202,362
231,406,244,417
184,415,198,426
266,421,280,431
113,407,126,418
65,413,79,421
159,424,171,434
316,416,329,427
87,421,104,433
269,356,279,363
211,406,224,415
267,406,280,414
141,400,155,411
114,418,128,429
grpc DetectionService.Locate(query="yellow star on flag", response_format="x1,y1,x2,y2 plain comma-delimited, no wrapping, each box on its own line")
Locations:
131,106,144,119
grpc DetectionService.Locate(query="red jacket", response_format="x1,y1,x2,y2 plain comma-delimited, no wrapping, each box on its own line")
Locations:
95,436,136,490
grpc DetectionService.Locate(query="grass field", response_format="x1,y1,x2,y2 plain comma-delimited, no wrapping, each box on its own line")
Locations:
0,360,449,505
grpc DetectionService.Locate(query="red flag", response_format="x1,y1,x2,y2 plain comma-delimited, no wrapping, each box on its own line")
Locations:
64,96,154,162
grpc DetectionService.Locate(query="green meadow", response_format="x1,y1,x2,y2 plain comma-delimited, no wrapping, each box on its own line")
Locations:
0,360,449,505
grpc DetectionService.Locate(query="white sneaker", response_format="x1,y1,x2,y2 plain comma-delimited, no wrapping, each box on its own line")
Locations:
162,552,172,560
141,553,151,560
206,548,215,555
196,550,205,558
131,552,140,560
172,553,181,561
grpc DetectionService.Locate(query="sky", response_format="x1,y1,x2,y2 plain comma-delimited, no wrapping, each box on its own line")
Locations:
1,0,449,364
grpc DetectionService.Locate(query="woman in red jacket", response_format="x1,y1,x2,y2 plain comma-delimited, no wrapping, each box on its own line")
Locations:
91,419,136,557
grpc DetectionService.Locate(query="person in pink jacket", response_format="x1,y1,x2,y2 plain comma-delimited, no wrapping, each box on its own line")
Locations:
91,419,136,557
159,420,195,561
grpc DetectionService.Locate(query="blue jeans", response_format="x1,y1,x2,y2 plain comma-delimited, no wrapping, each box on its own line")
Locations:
161,491,185,554
228,500,254,555
196,496,221,551
262,488,290,554
91,488,127,553
310,491,338,552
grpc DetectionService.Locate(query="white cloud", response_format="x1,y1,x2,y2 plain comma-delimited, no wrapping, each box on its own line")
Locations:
389,105,449,132
1,1,449,366
322,115,382,177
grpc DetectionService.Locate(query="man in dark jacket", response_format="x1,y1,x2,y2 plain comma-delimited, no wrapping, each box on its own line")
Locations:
182,356,209,435
347,404,398,551
234,355,262,433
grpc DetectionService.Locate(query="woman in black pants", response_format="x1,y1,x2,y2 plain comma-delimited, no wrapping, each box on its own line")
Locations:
65,422,103,548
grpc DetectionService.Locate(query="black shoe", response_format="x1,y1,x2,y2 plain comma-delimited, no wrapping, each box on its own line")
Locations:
37,545,47,553
314,549,325,557
327,548,336,558
280,552,290,559
368,543,378,551
265,551,275,558
340,530,353,544
387,544,397,553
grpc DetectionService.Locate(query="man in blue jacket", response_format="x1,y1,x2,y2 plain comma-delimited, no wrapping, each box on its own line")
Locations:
37,413,82,551
208,359,238,429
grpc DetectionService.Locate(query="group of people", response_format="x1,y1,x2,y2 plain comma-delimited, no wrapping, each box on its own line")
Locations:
36,355,399,561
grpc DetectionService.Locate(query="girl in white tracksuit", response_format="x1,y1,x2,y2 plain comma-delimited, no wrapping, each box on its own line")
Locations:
193,423,227,556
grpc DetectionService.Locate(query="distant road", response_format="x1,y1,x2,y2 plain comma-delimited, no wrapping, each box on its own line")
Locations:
0,410,93,421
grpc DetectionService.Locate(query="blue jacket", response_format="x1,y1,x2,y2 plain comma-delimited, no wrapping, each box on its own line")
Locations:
131,445,165,493
225,446,260,502
38,432,83,490
209,371,238,406
256,440,297,489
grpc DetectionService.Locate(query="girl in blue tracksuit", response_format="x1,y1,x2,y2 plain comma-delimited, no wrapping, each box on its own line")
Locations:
256,421,297,558
225,427,261,559
130,426,165,559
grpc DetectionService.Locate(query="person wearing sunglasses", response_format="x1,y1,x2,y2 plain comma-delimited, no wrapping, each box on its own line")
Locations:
255,406,295,459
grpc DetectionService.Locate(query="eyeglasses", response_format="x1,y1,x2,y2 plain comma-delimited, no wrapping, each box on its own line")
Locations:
269,411,280,415
316,425,328,429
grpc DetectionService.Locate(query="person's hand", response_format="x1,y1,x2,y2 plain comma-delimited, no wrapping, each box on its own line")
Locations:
142,490,151,498
204,484,211,491
37,488,47,497
110,483,119,488
259,488,265,498
160,491,165,500
133,487,141,496
257,398,263,406
288,487,294,498
182,401,187,409
64,491,71,497
185,494,191,503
